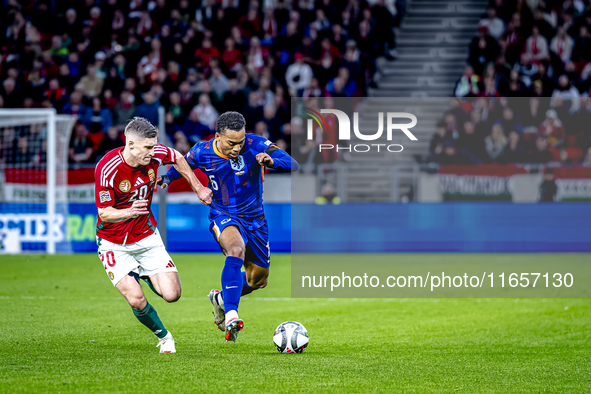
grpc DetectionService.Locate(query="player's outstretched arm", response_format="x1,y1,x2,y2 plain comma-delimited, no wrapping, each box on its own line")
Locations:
161,149,212,205
256,148,300,172
98,199,149,223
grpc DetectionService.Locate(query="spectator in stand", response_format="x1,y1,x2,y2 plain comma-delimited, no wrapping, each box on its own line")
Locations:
437,140,477,164
327,68,356,97
262,105,283,141
134,91,161,126
254,121,270,139
527,135,554,163
182,110,213,143
95,126,125,162
167,92,185,122
1,78,22,108
455,120,484,162
103,90,118,111
43,79,67,111
455,65,481,97
523,97,548,133
113,91,136,126
514,53,539,88
30,69,50,101
428,122,451,160
94,52,108,80
61,91,86,119
210,67,230,102
538,109,565,148
66,52,82,80
551,75,580,113
246,36,269,75
550,26,574,64
69,122,94,164
84,96,113,134
49,35,68,59
502,129,527,163
79,64,104,99
503,69,527,97
525,25,550,65
479,6,505,40
484,122,508,162
469,26,499,75
531,63,554,96
300,77,324,97
572,25,591,63
285,53,313,96
242,91,264,131
174,130,191,156
104,67,125,98
531,7,554,42
218,78,247,114
191,93,219,131
222,37,243,71
499,106,522,133
11,135,33,165
58,63,75,94
502,20,525,65
195,38,220,68
258,76,275,107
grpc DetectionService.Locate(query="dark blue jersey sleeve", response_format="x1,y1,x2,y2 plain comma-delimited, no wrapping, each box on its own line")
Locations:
165,143,202,183
249,134,299,172
268,148,299,172
249,134,275,153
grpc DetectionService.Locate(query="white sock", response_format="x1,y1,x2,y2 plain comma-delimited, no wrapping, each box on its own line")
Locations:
225,310,238,324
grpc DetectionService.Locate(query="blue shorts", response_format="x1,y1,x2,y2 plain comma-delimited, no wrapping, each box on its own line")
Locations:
209,215,271,268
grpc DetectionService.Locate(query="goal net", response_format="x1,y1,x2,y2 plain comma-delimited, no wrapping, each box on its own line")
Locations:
0,109,76,254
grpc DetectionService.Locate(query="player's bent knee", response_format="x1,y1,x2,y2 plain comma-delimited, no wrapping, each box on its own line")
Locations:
227,245,245,260
162,289,181,303
128,295,147,310
249,277,268,289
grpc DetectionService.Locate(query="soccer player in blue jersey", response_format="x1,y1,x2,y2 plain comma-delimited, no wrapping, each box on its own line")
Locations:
157,111,299,342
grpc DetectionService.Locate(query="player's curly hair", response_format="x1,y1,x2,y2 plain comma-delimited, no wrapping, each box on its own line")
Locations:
125,117,158,139
216,111,246,135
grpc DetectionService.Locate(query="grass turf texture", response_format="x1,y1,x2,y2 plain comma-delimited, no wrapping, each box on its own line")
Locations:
1,254,590,393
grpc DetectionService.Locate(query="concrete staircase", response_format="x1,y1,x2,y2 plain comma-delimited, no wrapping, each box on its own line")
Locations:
337,0,488,201
371,0,487,98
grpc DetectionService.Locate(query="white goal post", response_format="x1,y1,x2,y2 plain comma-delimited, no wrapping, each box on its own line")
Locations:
0,109,76,254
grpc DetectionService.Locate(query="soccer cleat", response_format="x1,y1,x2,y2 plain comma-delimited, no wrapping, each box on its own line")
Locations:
208,289,226,332
156,332,176,353
225,318,244,343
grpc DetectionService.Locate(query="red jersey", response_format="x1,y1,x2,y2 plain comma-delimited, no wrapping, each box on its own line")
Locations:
95,144,177,245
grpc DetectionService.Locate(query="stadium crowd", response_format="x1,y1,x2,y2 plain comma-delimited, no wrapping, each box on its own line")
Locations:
438,0,591,165
0,0,402,166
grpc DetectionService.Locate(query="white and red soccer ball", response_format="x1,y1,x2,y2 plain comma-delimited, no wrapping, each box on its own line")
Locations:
273,321,309,353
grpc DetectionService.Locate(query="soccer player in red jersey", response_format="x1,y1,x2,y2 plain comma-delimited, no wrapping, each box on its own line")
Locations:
94,117,212,353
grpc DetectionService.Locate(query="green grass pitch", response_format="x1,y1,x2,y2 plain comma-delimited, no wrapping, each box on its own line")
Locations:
1,254,590,393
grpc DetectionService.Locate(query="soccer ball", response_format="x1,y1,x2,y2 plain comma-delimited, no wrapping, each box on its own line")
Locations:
273,321,309,353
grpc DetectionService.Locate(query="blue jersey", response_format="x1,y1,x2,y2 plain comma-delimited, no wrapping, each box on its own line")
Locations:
168,134,277,224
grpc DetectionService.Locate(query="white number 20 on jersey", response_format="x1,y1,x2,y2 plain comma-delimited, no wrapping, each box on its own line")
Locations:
129,185,148,202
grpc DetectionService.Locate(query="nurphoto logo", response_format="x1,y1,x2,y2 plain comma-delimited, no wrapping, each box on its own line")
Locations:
303,107,418,153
